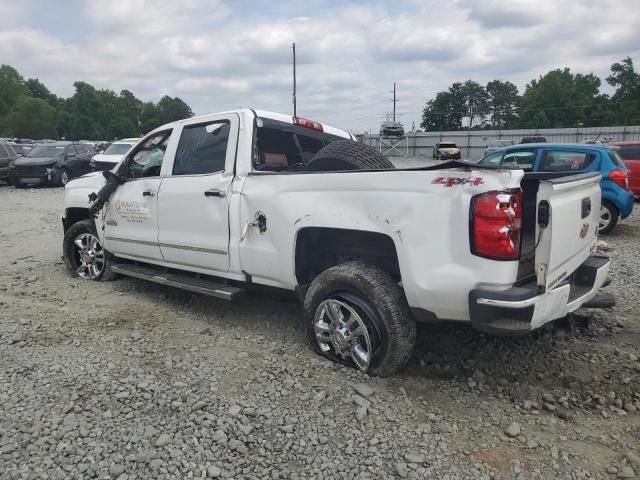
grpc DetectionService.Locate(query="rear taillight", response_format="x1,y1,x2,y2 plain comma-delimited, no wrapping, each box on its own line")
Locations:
471,191,522,260
609,169,629,190
293,116,324,132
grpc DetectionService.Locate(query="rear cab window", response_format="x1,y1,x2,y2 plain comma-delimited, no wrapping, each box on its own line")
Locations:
254,117,344,171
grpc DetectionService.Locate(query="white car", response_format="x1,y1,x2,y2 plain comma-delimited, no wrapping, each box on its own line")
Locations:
90,138,140,171
61,109,610,376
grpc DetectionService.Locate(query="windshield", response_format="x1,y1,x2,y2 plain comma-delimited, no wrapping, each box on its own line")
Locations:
439,143,457,149
11,145,31,154
103,143,134,155
27,145,65,157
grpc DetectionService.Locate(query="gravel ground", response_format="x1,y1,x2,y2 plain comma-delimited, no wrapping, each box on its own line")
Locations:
0,185,639,480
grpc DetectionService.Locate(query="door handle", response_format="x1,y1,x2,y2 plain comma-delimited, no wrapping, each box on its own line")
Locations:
204,189,226,198
142,190,155,197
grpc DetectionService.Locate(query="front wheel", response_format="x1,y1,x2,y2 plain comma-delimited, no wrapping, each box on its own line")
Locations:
56,167,70,187
63,219,117,281
598,200,619,235
303,262,416,377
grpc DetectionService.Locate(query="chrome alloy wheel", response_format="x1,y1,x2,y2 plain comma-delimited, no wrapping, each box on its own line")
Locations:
74,233,105,279
314,298,374,372
59,169,70,185
599,205,612,232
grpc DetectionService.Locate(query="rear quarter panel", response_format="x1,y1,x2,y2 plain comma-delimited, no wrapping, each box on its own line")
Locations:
239,168,525,321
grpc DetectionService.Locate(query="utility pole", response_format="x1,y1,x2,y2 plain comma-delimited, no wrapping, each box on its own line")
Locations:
392,82,397,121
292,42,297,117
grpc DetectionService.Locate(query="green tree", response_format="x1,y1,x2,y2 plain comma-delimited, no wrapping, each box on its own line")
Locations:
139,102,161,134
66,81,103,139
486,80,520,128
25,78,57,106
421,92,454,131
461,80,489,128
607,57,640,125
157,96,194,125
519,68,603,128
5,96,57,138
118,89,143,136
0,65,26,118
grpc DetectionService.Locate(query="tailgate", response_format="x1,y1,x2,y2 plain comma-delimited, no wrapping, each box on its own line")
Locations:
534,172,601,292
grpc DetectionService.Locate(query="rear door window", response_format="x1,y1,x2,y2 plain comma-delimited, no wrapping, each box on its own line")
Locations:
540,150,597,172
502,150,536,170
173,122,230,175
0,143,8,159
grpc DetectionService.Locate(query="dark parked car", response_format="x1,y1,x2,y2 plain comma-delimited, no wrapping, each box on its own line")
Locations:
0,140,19,184
433,141,461,160
520,136,546,144
8,143,32,157
478,143,633,234
9,142,94,187
380,121,404,137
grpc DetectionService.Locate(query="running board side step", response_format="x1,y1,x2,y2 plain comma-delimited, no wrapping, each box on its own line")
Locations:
111,263,245,301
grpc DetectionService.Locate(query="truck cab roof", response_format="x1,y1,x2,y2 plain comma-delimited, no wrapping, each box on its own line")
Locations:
153,109,353,141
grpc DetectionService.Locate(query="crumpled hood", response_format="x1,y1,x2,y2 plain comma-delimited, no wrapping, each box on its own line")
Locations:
92,153,123,164
13,155,61,166
438,148,460,154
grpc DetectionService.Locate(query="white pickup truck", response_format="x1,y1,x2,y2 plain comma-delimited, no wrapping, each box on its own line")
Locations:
62,109,610,376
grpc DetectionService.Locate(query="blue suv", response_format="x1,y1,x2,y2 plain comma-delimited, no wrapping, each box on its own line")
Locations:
479,143,634,234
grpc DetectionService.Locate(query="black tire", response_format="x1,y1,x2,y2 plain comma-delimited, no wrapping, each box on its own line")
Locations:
303,261,416,377
56,167,70,187
306,139,394,171
14,182,26,189
63,219,117,281
598,200,619,235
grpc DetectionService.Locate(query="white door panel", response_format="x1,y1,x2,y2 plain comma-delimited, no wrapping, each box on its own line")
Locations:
157,115,238,273
103,178,163,261
158,174,231,271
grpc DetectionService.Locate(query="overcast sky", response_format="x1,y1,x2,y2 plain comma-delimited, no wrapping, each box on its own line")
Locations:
1,0,639,133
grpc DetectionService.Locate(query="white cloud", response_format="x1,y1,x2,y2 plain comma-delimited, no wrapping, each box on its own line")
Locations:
0,0,639,132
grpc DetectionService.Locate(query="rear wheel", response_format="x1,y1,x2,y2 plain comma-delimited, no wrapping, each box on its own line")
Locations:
63,219,117,281
303,262,415,377
598,200,619,235
306,139,394,171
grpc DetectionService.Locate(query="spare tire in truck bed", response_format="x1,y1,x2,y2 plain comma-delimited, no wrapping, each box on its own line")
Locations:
306,139,395,171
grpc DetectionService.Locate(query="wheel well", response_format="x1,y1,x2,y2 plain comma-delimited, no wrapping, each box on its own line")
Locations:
295,227,400,285
63,207,91,232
